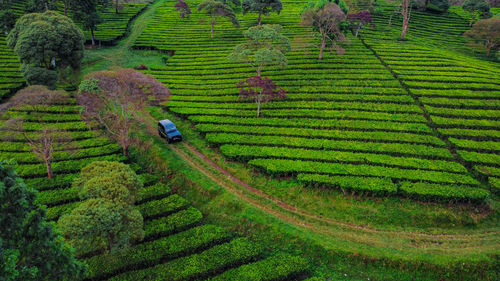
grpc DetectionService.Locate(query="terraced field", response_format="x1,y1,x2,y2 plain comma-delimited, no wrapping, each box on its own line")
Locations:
0,89,309,281
0,96,126,218
0,36,23,100
80,180,310,280
134,0,497,203
81,3,149,44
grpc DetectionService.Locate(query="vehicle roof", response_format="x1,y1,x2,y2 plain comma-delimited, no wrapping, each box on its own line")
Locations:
159,119,176,128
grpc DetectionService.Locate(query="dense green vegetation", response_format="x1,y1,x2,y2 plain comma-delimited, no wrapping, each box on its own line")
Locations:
0,0,499,280
134,0,497,203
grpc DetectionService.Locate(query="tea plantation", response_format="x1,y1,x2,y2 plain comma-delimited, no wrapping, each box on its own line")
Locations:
0,0,499,280
135,0,498,203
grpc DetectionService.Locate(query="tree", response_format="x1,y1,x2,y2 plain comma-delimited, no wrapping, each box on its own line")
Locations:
237,75,286,117
229,24,290,76
58,198,144,254
25,0,56,12
0,160,85,280
2,86,77,179
74,161,143,205
348,11,373,37
301,1,347,59
242,0,283,26
71,0,103,46
465,17,500,56
463,0,490,26
0,9,16,34
7,11,85,88
400,0,411,39
58,161,144,254
175,0,191,18
197,0,240,38
77,69,170,156
412,0,450,13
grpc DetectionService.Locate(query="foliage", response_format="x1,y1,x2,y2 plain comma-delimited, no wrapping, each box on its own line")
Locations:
197,0,239,38
463,0,491,25
228,24,290,75
7,11,85,87
77,69,170,156
347,10,373,37
0,9,16,34
464,17,500,56
242,0,283,25
237,76,286,117
301,1,346,59
20,64,58,89
0,160,85,280
58,198,144,254
71,0,104,45
25,0,56,12
412,0,451,12
73,160,143,205
174,0,191,19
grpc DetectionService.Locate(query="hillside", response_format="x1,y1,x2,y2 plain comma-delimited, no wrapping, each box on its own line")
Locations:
0,0,499,280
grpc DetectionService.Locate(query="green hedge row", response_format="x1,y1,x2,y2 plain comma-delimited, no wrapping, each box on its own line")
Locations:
219,144,466,173
107,238,263,281
248,158,480,185
85,224,232,280
137,194,190,220
189,115,432,133
298,173,397,194
208,254,309,281
196,123,444,145
143,207,203,239
207,133,452,159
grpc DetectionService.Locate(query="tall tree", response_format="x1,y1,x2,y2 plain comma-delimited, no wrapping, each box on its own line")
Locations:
463,0,491,26
0,161,85,280
175,0,191,18
197,0,240,38
71,0,103,46
301,1,346,59
7,11,85,88
242,0,283,26
400,0,411,40
77,69,170,156
465,17,500,56
237,76,286,117
347,10,373,37
2,86,77,179
228,24,290,76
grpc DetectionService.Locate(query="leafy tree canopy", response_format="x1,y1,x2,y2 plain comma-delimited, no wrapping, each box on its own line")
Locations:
465,17,500,56
0,9,17,34
0,161,85,280
7,11,84,88
58,198,144,254
228,24,290,75
242,0,283,25
198,0,240,38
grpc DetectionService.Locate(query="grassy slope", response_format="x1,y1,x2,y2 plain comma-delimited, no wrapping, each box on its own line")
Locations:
80,1,500,280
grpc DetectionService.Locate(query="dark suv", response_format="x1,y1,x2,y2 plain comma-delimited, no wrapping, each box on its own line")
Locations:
158,119,182,143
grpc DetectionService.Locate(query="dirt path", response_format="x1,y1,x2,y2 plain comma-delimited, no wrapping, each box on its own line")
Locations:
139,113,499,261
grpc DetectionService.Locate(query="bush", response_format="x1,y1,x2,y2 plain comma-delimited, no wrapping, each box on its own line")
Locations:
21,64,58,90
74,161,143,200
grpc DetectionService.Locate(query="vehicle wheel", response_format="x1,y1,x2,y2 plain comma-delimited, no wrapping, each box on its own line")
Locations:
167,139,171,144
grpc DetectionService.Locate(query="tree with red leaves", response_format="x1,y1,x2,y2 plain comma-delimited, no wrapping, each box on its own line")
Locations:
77,69,170,156
237,76,286,117
347,10,373,37
175,0,191,19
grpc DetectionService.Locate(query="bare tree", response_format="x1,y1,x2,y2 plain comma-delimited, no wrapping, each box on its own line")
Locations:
2,86,76,179
401,0,411,40
77,69,170,156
